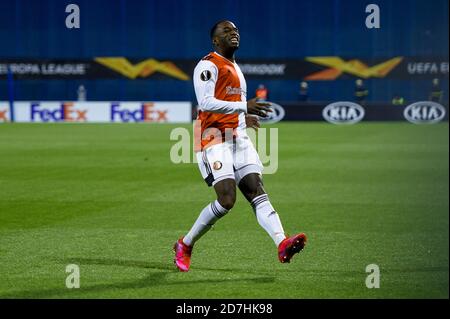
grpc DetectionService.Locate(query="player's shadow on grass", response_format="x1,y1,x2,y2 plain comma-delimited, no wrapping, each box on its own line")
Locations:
66,257,177,271
0,257,275,298
68,256,261,273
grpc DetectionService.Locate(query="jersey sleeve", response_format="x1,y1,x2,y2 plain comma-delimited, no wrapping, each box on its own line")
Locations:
193,60,247,114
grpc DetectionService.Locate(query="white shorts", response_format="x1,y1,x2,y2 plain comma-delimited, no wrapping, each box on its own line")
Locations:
196,135,263,187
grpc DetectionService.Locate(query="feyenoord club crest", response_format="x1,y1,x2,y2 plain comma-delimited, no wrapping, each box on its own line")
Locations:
213,161,222,170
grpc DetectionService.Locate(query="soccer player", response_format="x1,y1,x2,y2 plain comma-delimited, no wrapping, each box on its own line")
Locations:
174,20,307,272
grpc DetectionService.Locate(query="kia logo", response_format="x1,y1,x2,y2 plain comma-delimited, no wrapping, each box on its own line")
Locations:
403,101,446,124
322,102,365,124
259,102,285,124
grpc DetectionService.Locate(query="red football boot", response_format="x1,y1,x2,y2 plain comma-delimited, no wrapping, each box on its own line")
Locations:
278,233,307,263
173,238,193,272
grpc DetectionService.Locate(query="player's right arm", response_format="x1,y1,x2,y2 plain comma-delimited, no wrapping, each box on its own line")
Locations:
193,60,272,117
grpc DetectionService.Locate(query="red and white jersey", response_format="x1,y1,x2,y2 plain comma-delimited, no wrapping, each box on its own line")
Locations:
193,51,247,150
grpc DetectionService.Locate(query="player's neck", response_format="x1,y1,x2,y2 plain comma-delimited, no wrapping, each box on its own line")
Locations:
215,49,236,63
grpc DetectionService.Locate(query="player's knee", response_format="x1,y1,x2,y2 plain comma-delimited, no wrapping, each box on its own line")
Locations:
218,194,236,211
238,173,266,202
246,183,266,202
248,188,265,202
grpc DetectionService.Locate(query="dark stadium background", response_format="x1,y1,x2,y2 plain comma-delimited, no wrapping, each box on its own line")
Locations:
0,0,448,104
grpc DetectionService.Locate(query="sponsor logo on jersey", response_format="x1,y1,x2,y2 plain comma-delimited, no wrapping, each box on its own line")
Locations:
322,102,365,124
95,57,189,80
403,101,446,124
259,102,285,124
30,102,87,122
225,86,242,95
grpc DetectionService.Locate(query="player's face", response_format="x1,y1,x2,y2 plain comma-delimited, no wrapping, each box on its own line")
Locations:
215,21,240,49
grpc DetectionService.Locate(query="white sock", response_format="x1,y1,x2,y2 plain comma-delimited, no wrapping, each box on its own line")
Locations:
183,200,229,246
251,194,286,246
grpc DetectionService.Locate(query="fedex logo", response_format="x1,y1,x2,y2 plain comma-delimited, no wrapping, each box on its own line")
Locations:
111,103,168,122
31,103,87,122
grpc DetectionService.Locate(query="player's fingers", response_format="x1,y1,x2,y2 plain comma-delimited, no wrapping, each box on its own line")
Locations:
258,110,268,118
248,107,269,117
252,116,261,128
256,102,272,107
252,120,260,130
256,105,273,113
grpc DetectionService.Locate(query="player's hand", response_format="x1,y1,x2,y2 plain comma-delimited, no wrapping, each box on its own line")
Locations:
246,98,272,118
245,114,260,130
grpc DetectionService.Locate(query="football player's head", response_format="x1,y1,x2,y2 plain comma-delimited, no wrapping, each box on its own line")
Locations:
210,20,240,51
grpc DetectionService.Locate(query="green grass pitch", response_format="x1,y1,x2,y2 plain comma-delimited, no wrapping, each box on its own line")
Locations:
0,122,448,298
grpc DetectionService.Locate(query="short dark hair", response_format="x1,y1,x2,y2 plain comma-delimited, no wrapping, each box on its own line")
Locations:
210,20,229,39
